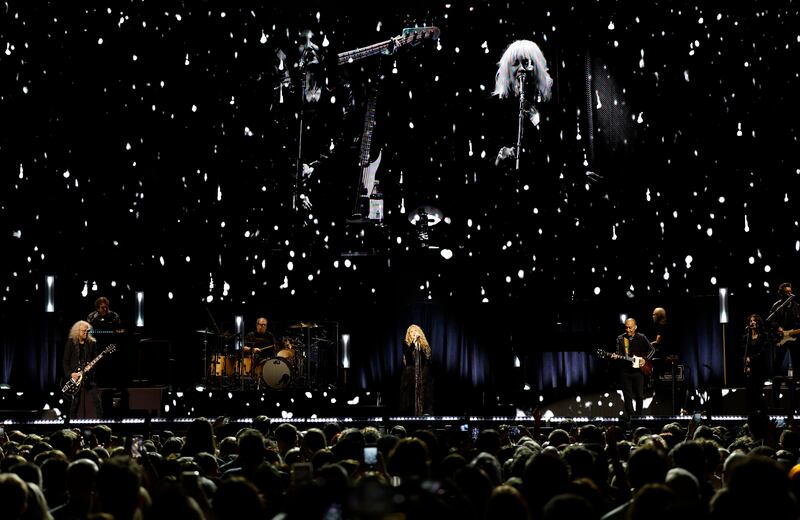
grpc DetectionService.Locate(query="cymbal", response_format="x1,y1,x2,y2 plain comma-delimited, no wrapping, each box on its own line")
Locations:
288,321,319,329
408,205,443,227
196,329,216,335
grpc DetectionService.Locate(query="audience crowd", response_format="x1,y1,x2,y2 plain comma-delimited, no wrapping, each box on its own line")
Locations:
1,410,799,519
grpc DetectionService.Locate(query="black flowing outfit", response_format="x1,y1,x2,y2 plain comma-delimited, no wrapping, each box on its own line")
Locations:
400,341,433,416
742,330,771,413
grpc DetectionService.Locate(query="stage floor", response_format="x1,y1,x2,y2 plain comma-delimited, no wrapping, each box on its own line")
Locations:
3,383,794,436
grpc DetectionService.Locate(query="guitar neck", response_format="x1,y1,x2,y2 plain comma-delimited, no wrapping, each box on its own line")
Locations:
338,39,394,65
82,353,104,373
359,82,380,164
337,26,440,66
81,346,114,373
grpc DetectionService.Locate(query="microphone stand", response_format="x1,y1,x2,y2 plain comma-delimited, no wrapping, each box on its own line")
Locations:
515,72,526,172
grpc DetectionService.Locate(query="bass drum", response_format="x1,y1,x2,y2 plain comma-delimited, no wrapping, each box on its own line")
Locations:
262,357,293,389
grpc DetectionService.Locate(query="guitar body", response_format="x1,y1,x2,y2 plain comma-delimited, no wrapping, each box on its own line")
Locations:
61,344,116,397
596,349,654,376
62,374,84,397
638,359,654,377
777,329,800,348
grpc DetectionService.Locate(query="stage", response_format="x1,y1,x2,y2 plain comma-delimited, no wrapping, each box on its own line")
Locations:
3,382,797,437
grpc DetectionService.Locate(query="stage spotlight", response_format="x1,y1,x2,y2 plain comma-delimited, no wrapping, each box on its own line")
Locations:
0,383,10,390
195,384,205,392
305,392,313,399
347,396,360,405
513,355,521,368
523,383,531,390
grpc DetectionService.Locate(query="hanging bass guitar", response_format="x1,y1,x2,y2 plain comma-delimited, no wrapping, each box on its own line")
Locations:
62,344,116,397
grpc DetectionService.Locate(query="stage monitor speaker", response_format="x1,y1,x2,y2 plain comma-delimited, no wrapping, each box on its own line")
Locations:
764,377,799,413
704,388,747,415
128,387,163,417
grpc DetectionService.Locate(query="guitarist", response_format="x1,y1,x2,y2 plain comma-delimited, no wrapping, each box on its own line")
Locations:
769,282,800,377
62,320,102,419
614,318,656,429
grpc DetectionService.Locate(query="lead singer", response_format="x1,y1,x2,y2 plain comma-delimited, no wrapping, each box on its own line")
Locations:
493,39,554,168
400,324,434,416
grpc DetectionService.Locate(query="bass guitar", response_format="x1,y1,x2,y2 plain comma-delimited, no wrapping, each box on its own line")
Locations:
62,344,116,397
337,26,440,65
595,349,654,376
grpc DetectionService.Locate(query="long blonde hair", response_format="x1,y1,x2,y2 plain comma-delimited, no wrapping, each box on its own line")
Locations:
493,39,553,101
69,320,94,343
404,324,431,357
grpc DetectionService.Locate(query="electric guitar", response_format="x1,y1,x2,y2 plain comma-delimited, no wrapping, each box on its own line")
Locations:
777,329,800,348
337,26,440,65
62,344,116,397
595,349,654,376
351,79,382,221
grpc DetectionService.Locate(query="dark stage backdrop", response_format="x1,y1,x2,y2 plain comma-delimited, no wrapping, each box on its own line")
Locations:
1,2,797,412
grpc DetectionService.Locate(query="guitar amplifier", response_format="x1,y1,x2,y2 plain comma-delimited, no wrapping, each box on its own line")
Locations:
657,364,685,382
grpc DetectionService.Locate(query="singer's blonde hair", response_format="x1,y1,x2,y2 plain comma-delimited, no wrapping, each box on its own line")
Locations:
493,39,553,101
404,324,432,357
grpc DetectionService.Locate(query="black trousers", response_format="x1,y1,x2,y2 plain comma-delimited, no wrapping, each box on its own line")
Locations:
620,370,644,420
69,384,102,419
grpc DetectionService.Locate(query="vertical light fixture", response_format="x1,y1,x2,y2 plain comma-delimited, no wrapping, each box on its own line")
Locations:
341,334,350,368
135,291,145,327
719,287,728,385
341,333,350,387
719,288,729,324
45,275,55,313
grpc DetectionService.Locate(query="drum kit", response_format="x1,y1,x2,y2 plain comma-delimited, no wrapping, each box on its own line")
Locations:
197,321,327,391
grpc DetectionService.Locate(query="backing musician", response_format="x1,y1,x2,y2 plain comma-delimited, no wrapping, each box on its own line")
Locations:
87,296,123,333
243,317,276,365
769,282,800,376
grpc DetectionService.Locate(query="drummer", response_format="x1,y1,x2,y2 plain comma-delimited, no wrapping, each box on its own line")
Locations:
243,317,276,361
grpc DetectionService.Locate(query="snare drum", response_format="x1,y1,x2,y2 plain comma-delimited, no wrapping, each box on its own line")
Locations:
262,357,293,389
276,337,296,362
209,355,235,377
276,348,295,361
